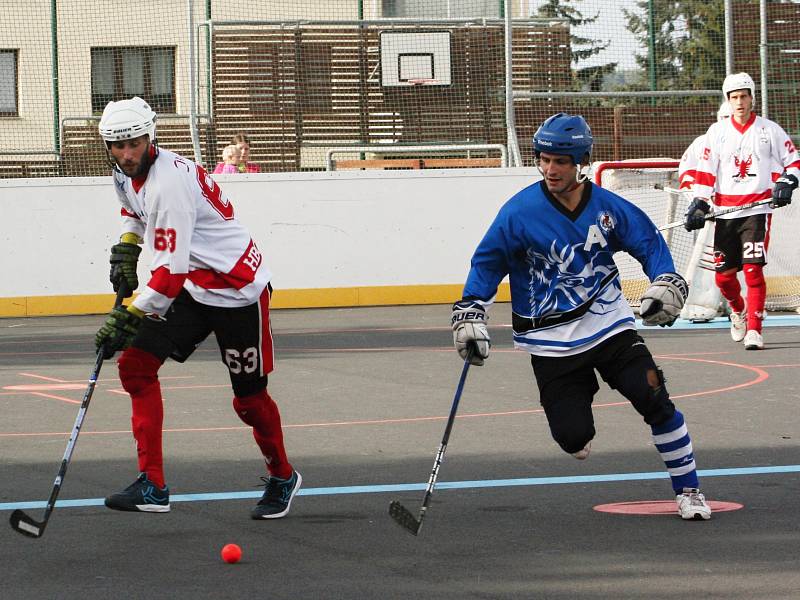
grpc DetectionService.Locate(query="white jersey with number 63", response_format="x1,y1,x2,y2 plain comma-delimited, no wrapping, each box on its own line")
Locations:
112,148,271,316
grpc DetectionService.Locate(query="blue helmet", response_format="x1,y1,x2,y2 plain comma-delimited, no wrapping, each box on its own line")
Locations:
533,113,593,165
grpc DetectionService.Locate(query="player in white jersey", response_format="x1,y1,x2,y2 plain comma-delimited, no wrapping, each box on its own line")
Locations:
94,97,301,518
451,113,711,520
685,73,800,349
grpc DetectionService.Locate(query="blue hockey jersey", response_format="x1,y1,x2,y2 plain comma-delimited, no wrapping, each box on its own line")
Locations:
463,180,676,356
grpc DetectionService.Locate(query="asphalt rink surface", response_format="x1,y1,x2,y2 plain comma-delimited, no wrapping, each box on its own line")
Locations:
2,304,800,599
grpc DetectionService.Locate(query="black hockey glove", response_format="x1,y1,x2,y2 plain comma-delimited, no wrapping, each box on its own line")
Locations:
684,198,711,232
95,306,142,359
109,242,142,298
451,300,490,366
771,174,798,208
639,272,688,327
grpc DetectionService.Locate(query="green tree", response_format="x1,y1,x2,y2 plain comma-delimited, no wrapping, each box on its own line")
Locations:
534,0,617,91
623,0,725,91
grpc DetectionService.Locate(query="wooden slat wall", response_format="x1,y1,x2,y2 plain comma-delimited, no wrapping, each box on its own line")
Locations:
210,23,572,171
60,121,212,177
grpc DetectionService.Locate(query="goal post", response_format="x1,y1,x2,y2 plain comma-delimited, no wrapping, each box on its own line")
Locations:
593,159,800,314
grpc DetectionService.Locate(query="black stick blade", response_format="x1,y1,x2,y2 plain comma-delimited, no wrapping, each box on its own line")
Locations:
389,500,421,536
9,510,44,538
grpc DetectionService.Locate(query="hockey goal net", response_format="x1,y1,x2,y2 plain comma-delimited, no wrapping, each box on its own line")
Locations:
594,159,800,312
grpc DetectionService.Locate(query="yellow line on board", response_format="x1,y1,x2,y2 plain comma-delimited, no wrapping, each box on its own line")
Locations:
0,284,513,318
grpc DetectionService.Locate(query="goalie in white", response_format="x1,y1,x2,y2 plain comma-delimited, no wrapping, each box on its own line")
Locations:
675,101,732,323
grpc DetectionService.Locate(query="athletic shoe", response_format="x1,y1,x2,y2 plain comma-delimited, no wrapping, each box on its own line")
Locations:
744,330,764,350
251,470,302,519
104,473,170,513
729,309,746,342
676,487,711,521
571,441,591,460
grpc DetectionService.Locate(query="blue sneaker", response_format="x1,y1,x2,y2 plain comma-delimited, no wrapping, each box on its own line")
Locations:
104,473,170,513
251,470,302,519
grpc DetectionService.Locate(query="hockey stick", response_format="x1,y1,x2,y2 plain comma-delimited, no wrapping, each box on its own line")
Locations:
389,346,474,536
9,283,129,539
659,198,775,231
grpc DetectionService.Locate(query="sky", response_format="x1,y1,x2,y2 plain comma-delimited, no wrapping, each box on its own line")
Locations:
529,0,643,70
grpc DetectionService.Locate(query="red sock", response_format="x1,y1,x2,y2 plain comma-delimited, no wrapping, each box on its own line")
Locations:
743,264,766,332
119,348,166,488
715,270,745,314
233,390,292,479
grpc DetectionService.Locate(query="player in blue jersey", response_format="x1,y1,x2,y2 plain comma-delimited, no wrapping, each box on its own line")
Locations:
451,113,711,520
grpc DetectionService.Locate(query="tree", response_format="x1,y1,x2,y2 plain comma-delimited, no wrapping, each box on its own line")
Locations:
534,0,618,91
623,0,725,91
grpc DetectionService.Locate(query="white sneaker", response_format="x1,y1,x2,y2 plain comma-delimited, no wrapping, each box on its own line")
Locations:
571,441,591,460
729,310,746,342
676,488,712,521
743,330,763,350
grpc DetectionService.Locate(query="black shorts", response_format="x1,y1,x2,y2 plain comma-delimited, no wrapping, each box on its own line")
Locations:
530,329,653,404
713,214,771,272
529,329,672,452
131,286,275,397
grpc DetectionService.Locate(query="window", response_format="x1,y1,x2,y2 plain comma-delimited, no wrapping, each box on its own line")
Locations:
0,49,18,116
91,47,175,114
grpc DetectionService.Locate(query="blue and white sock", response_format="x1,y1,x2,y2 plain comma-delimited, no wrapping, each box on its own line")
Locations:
651,410,699,493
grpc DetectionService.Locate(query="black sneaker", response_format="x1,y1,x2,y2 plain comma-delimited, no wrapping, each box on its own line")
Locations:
251,470,302,519
104,473,170,513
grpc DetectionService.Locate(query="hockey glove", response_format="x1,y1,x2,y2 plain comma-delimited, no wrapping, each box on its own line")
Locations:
639,272,688,327
109,242,142,298
770,174,798,208
451,300,491,366
95,305,142,359
684,198,711,232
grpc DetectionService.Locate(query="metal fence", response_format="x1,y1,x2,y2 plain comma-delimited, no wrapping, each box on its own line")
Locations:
0,0,798,177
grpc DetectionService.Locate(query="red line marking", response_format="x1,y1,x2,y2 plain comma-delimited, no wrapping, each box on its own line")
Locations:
4,383,87,391
26,391,81,405
594,500,744,515
18,372,68,382
0,353,775,437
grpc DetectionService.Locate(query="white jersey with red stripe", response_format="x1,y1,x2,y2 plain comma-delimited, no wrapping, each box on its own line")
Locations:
678,135,705,190
112,148,271,316
691,113,800,220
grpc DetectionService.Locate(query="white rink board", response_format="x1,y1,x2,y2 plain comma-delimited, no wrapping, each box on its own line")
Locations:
0,169,539,298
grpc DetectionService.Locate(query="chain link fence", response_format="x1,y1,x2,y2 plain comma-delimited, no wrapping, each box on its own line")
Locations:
1,0,798,177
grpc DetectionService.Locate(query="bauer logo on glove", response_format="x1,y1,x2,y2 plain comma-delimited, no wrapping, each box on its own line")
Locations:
451,300,491,365
639,272,689,327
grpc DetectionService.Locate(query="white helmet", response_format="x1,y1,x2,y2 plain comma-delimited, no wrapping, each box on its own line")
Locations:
722,72,755,99
98,96,156,143
717,100,732,121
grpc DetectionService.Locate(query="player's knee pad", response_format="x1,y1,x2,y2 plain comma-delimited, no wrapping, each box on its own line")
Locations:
611,358,675,426
715,269,739,291
743,263,765,288
233,389,276,427
118,347,162,396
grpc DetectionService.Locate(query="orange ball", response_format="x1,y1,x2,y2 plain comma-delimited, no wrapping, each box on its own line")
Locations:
221,543,242,564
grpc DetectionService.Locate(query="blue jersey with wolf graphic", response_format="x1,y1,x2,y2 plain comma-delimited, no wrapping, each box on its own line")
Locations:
463,180,676,356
